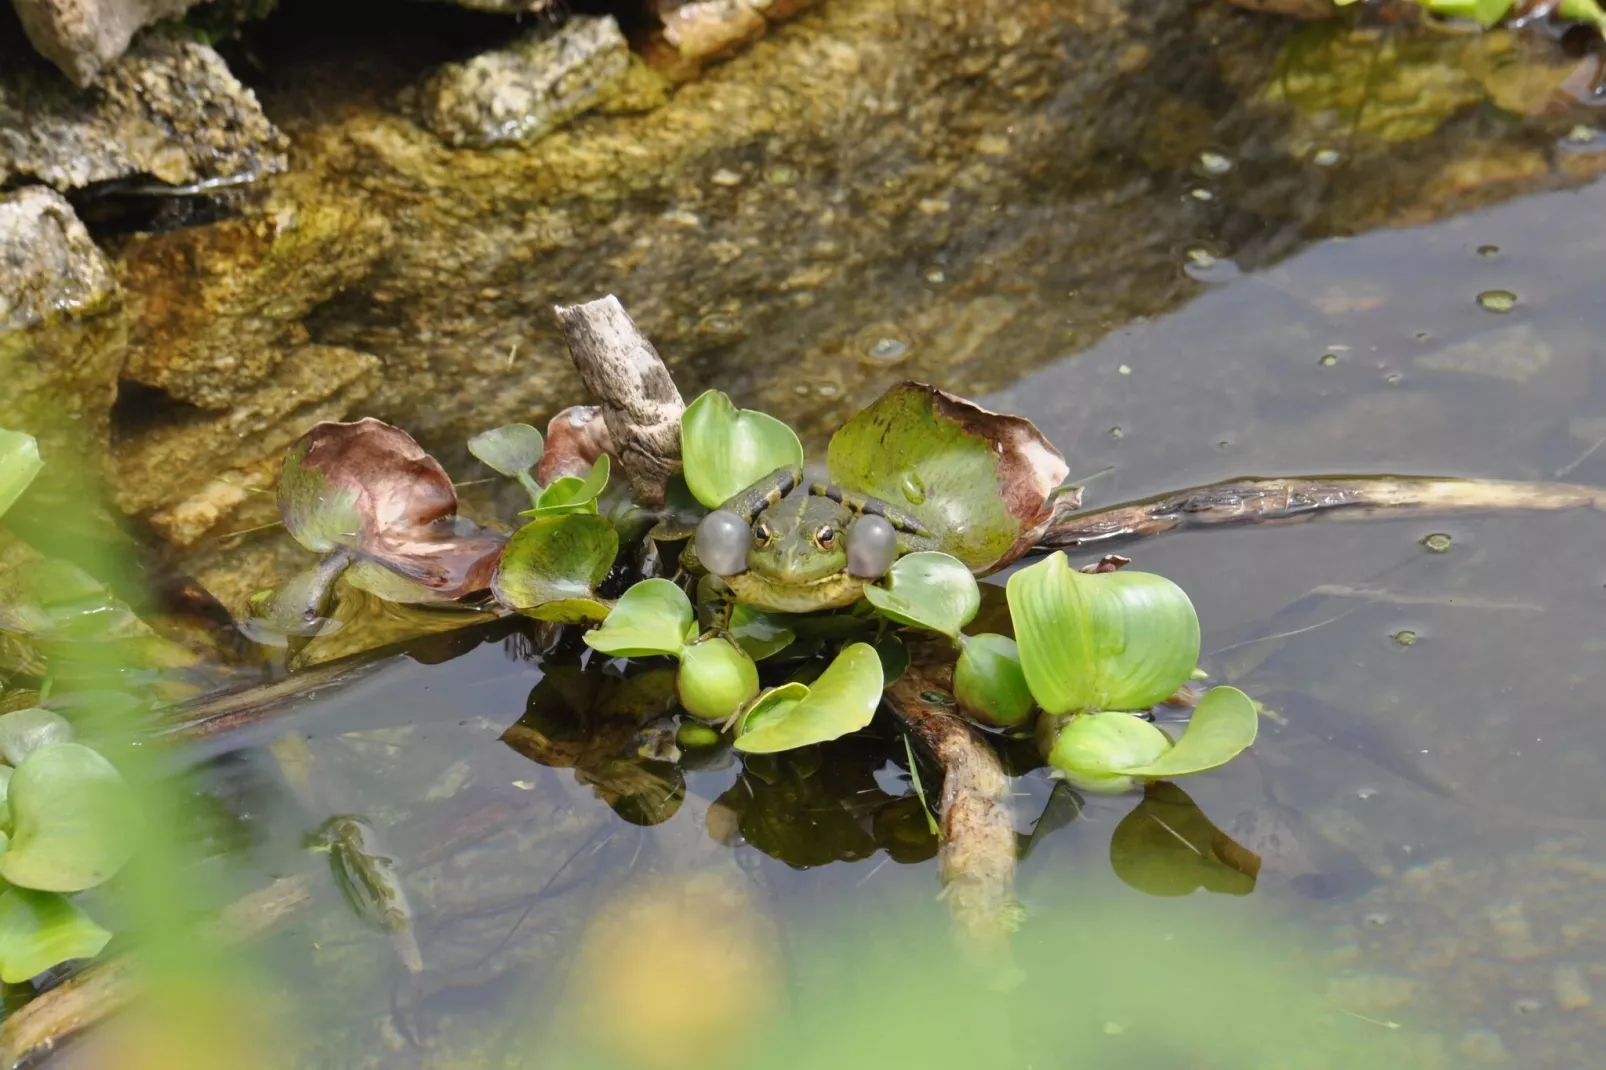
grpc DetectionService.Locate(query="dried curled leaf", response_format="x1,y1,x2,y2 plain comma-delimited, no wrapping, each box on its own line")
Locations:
278,419,505,599
537,405,617,486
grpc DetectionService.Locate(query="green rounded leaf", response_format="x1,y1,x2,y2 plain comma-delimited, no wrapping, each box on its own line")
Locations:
1007,553,1200,715
1114,687,1258,778
1044,712,1171,796
862,552,980,639
492,514,618,619
826,383,1068,571
874,635,910,685
676,638,761,721
2,743,138,892
0,765,13,828
0,708,74,766
728,604,797,661
954,634,1035,728
522,455,611,517
734,643,884,753
0,429,43,521
0,887,113,983
276,438,363,555
681,390,804,508
734,682,810,739
468,423,544,477
584,579,696,658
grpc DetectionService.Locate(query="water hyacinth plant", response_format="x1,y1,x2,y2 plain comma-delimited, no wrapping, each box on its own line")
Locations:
259,376,1258,796
0,430,142,982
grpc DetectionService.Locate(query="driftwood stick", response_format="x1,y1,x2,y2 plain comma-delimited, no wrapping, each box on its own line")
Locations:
0,875,313,1068
0,785,539,1069
883,661,1018,969
1037,475,1606,550
554,296,685,508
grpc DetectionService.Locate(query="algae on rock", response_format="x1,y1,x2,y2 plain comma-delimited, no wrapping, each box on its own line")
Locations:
115,175,393,409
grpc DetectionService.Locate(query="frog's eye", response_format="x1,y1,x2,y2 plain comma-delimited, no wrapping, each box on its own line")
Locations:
813,525,839,550
754,523,775,546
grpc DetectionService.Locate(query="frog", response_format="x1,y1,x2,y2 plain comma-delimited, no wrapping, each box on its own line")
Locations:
682,465,938,613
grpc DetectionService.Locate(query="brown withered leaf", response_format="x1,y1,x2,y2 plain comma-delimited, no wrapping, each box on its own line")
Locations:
535,405,617,486
278,419,505,599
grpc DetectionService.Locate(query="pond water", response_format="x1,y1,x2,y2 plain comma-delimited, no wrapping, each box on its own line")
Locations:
17,3,1606,1067
161,171,1606,1069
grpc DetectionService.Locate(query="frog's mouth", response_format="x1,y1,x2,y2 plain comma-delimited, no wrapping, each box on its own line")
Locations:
724,570,866,614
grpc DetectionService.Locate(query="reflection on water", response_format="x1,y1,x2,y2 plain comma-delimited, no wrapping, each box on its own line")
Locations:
157,55,1606,1070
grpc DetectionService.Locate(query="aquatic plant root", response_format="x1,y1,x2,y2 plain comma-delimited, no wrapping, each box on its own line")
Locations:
883,661,1019,968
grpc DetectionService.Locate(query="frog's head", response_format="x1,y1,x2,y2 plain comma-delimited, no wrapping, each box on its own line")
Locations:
747,490,852,586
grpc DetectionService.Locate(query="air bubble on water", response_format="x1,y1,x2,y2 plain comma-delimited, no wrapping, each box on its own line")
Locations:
1392,630,1417,647
1363,912,1392,928
868,337,907,361
1109,426,1124,439
1197,150,1233,176
1421,532,1453,553
1384,371,1403,385
1565,124,1597,145
1355,786,1379,801
1319,353,1338,367
1118,364,1132,375
1188,188,1214,202
1312,148,1341,167
1477,289,1517,313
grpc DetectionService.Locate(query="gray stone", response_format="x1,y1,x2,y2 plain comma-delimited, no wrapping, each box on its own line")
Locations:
0,185,114,332
9,0,204,86
0,185,123,465
417,15,630,148
0,34,287,191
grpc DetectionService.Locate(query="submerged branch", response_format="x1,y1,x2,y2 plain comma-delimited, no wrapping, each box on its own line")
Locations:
883,661,1019,972
554,296,685,508
0,875,312,1068
0,787,539,1067
1037,474,1606,550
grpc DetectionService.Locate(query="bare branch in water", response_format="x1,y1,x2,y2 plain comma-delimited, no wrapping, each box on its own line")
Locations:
1036,475,1606,551
0,785,545,1066
554,296,685,508
883,660,1020,974
0,875,312,1067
